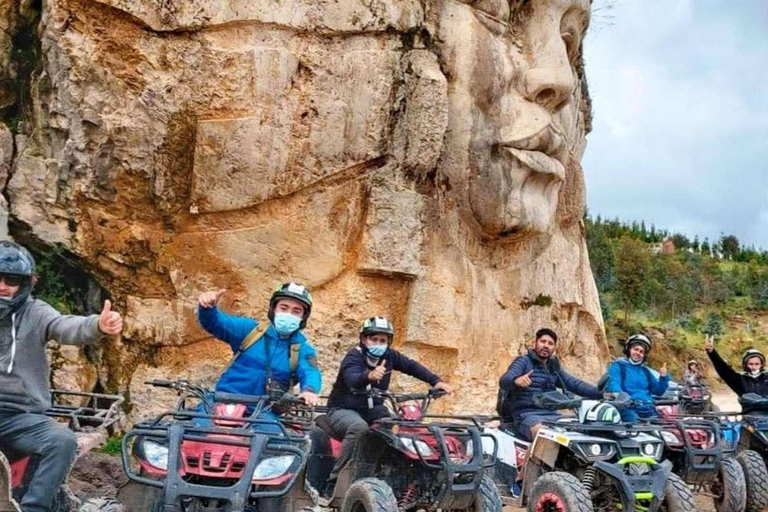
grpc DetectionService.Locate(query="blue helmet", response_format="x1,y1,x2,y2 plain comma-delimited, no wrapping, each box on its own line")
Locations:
0,241,35,277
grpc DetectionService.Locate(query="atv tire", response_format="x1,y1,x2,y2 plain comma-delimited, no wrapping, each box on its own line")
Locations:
661,472,695,512
737,450,768,512
714,457,746,512
341,478,398,512
526,471,594,512
456,474,502,512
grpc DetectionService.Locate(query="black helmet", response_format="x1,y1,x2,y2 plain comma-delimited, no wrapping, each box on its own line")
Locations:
742,349,765,373
0,241,35,277
268,282,312,328
360,316,395,341
624,334,652,358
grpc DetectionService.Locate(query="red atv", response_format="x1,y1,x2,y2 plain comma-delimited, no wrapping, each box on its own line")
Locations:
119,379,316,512
307,387,502,511
0,390,124,512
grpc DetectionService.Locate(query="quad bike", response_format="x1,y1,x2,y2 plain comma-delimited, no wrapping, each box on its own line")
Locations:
653,397,747,512
306,387,502,511
679,382,714,415
119,379,316,512
484,391,695,512
0,390,125,512
727,393,768,512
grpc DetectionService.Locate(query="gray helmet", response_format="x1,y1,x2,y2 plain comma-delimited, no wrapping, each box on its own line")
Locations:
742,349,765,373
360,316,395,340
0,241,35,277
624,334,652,358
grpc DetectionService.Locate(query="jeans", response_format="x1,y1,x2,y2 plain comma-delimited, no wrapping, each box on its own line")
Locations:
326,406,390,481
621,404,658,423
0,410,77,512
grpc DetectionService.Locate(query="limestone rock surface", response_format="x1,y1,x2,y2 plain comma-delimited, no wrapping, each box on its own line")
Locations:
3,0,608,420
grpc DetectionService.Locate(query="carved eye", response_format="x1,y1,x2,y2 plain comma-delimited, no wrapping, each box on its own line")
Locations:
469,0,511,34
561,30,580,62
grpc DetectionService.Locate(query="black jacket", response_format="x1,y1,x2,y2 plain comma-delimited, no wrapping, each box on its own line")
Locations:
708,348,768,397
499,349,601,420
327,346,442,414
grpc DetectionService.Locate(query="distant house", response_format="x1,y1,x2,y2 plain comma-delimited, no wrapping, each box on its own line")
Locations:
651,239,676,255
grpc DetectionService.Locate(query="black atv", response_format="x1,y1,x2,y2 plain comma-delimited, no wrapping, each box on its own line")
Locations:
307,387,502,511
731,393,768,512
485,391,695,512
652,402,746,512
119,379,315,512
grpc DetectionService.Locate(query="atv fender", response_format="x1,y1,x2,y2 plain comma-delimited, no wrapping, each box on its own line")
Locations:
528,435,561,470
593,458,672,512
0,453,20,512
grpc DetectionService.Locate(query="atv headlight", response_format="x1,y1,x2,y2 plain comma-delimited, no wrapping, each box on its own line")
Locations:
400,437,434,457
660,430,682,447
252,455,296,481
642,442,663,460
572,442,616,461
141,440,169,471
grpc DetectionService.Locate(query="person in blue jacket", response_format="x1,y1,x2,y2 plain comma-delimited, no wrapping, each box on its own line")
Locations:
499,328,602,442
604,334,669,422
196,282,321,427
323,316,454,493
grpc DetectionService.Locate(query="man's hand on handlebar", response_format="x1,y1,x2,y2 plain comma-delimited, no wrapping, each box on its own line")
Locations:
434,381,454,395
298,390,319,407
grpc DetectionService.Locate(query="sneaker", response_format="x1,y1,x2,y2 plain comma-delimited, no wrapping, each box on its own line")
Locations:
510,480,522,499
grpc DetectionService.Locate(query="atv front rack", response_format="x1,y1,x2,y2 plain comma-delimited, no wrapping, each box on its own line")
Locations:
653,417,725,482
45,390,124,432
122,410,309,511
374,416,498,509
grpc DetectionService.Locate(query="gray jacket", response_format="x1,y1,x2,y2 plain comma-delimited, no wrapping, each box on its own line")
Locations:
0,298,103,413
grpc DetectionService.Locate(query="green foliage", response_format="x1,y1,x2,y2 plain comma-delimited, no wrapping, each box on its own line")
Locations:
613,236,652,320
99,435,124,456
702,312,725,337
31,249,88,315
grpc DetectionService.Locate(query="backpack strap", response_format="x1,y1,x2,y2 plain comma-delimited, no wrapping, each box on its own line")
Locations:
289,343,301,389
238,324,267,355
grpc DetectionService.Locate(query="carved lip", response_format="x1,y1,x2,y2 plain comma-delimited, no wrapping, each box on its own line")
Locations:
498,126,567,180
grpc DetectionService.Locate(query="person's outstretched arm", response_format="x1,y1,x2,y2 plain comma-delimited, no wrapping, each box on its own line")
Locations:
707,348,744,395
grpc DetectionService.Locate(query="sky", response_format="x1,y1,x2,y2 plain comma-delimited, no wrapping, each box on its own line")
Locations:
582,0,768,249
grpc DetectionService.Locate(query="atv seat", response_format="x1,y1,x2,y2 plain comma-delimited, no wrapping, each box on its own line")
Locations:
315,415,343,441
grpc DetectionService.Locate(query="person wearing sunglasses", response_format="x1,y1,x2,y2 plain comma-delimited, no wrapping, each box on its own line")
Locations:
0,240,123,512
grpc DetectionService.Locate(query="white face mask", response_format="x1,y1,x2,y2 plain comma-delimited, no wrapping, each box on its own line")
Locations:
751,369,762,377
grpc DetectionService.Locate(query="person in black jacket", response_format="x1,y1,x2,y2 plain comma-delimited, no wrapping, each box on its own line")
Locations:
324,316,453,492
705,334,768,397
499,328,602,441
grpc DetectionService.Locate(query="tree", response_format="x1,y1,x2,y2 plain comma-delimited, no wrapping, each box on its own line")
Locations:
720,234,740,260
613,236,653,321
671,233,690,251
701,238,711,257
702,312,725,338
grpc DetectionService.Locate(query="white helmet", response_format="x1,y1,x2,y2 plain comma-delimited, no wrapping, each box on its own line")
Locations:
579,401,621,425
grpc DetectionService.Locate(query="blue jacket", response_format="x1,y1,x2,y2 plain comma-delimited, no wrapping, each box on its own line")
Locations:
499,349,601,419
197,306,322,396
604,358,668,405
327,346,442,414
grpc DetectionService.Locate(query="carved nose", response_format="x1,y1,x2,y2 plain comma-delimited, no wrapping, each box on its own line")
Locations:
523,67,575,113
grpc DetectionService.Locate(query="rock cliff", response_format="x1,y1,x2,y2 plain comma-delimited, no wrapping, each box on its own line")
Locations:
0,0,607,422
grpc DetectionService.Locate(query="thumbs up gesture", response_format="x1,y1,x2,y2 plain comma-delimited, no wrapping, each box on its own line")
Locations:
198,289,226,308
98,300,123,336
660,363,668,378
515,370,534,388
368,362,388,382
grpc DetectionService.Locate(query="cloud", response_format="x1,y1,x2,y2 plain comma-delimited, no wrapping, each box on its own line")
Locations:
583,0,768,247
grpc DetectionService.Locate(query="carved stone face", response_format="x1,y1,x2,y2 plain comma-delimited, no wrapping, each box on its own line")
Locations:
437,0,590,239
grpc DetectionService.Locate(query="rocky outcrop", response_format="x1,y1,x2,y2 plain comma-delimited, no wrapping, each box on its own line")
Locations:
2,0,608,422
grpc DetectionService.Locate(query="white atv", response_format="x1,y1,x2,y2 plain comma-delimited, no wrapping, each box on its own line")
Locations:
483,391,694,512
